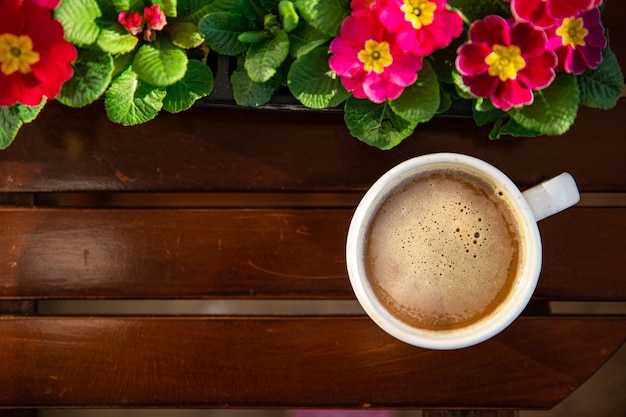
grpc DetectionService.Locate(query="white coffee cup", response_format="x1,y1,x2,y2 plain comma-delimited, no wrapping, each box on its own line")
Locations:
346,153,580,350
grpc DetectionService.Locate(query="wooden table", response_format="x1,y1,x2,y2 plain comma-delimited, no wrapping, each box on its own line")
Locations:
1,3,625,415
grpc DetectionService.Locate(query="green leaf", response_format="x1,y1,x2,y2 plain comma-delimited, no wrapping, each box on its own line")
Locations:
390,61,440,123
198,12,253,56
238,30,272,43
105,67,166,126
112,0,145,11
0,108,23,150
55,0,102,46
96,23,139,54
231,64,281,106
245,29,290,83
429,36,466,84
288,18,330,58
0,102,46,150
260,0,280,13
163,60,214,113
447,0,511,22
451,70,474,99
111,0,129,10
472,102,503,127
278,0,299,33
437,82,456,113
133,38,188,87
509,73,580,136
96,0,118,20
474,97,493,112
344,97,417,150
264,13,282,33
475,101,542,139
578,47,624,110
16,101,46,123
295,0,350,36
113,52,134,78
165,22,205,49
151,0,177,17
490,117,542,139
240,0,264,20
57,48,115,107
287,46,348,108
178,0,241,24
438,88,452,113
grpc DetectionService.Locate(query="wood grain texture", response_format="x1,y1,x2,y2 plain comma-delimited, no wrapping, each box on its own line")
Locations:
0,208,350,299
603,1,626,69
1,207,624,301
424,412,518,417
0,99,624,193
0,3,623,412
1,316,625,409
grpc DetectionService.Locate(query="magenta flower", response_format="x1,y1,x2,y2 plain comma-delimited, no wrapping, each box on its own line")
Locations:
118,5,167,41
510,0,602,28
378,0,463,56
456,15,557,111
118,11,143,35
329,13,422,103
547,7,606,74
350,0,378,15
143,4,167,31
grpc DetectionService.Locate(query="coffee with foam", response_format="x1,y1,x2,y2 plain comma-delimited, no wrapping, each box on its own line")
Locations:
365,168,522,331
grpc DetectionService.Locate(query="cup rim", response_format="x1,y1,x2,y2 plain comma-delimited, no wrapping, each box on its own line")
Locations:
346,153,542,350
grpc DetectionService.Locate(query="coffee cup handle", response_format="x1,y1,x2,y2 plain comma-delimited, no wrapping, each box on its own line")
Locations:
521,172,580,222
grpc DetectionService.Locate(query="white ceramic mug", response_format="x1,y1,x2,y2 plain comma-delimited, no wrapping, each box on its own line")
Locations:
346,153,580,350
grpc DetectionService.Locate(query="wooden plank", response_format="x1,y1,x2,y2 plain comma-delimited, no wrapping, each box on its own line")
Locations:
538,207,626,300
1,316,624,409
603,1,626,71
0,207,352,299
1,207,624,301
1,99,625,193
424,412,518,417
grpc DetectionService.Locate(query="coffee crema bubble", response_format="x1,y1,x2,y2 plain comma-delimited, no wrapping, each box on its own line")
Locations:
364,169,522,331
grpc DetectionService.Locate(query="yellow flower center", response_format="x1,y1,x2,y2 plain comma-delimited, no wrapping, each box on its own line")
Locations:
0,34,40,75
358,39,393,74
485,44,526,82
556,17,588,49
401,0,437,30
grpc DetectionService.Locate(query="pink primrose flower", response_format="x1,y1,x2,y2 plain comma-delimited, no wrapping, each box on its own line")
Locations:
118,11,143,35
510,0,602,28
547,7,606,74
351,0,378,15
378,0,463,56
456,15,557,111
329,13,422,103
0,0,76,106
144,4,167,31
